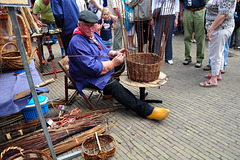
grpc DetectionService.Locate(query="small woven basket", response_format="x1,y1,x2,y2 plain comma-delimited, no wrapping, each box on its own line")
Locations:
126,53,163,82
82,134,117,160
0,146,52,160
0,42,30,70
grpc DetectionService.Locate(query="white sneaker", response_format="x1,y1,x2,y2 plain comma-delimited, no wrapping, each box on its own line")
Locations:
166,60,173,65
128,46,136,50
191,39,196,43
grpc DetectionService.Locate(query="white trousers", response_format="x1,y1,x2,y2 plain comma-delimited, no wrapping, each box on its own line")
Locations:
209,27,234,76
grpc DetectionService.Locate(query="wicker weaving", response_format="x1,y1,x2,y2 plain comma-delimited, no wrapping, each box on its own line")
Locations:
82,134,117,160
0,13,32,57
0,146,52,160
0,42,30,70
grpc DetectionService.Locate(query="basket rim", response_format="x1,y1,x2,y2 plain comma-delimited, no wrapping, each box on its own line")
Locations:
126,52,161,65
81,134,117,156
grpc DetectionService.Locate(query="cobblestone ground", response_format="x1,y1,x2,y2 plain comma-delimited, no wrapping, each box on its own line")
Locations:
34,32,240,160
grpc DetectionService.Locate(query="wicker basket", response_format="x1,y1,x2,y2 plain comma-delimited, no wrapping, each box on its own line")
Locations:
0,13,32,57
126,53,163,82
82,134,117,160
0,146,52,160
0,42,30,70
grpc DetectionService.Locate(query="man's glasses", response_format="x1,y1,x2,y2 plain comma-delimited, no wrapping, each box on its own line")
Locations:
82,22,95,29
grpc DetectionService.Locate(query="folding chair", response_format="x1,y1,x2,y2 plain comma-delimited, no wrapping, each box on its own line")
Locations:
58,56,102,109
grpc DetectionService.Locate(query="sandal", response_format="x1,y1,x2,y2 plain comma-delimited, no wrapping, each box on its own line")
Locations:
205,74,222,80
200,80,218,87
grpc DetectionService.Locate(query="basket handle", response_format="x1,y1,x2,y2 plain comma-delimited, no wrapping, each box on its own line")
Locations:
0,42,19,54
1,146,24,159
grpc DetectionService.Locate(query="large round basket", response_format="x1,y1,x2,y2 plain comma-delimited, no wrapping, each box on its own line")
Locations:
82,134,117,160
126,53,163,82
0,146,52,160
0,42,30,70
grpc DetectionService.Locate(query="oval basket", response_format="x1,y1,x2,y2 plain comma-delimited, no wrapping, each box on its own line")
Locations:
0,42,30,70
126,53,163,82
1,146,52,160
82,134,117,160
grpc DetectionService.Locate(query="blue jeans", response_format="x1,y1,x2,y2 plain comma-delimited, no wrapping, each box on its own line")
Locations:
102,39,113,47
154,15,175,60
208,36,231,67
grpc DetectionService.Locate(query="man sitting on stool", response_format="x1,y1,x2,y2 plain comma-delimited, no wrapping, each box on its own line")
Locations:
68,10,169,121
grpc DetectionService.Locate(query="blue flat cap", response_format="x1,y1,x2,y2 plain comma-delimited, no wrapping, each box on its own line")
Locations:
78,10,98,23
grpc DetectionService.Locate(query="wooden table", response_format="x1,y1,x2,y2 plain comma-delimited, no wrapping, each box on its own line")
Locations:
31,29,62,73
120,72,168,103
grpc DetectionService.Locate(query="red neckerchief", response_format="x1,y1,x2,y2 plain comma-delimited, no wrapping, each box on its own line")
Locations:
73,27,102,51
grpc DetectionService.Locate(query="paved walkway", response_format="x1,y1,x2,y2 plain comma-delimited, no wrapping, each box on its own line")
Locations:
34,33,240,160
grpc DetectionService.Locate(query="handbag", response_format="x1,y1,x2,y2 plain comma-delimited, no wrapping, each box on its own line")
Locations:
153,8,162,20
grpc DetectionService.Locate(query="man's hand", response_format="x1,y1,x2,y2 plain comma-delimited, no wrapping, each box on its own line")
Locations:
37,20,43,28
101,49,127,75
117,48,127,57
110,15,118,22
109,49,127,58
207,30,212,42
174,19,178,28
112,53,124,67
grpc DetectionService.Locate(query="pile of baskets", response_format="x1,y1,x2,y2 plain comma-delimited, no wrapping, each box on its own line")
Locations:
0,13,31,71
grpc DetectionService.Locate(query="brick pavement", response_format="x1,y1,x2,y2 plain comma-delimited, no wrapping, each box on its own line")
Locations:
34,33,240,160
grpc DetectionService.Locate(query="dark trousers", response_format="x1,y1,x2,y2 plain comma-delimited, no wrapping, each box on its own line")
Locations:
134,20,155,53
103,78,153,118
61,34,72,55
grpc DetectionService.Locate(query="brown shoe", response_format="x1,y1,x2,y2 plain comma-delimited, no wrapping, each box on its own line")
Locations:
103,94,113,100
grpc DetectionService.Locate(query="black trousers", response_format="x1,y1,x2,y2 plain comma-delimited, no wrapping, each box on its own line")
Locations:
134,20,155,53
60,33,72,55
103,78,153,118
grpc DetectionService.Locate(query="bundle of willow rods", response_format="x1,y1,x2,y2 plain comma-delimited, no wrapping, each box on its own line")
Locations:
0,109,111,143
43,125,106,155
0,114,105,152
1,120,42,142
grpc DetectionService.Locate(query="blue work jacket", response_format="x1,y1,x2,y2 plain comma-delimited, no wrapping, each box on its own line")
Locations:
68,32,113,95
51,0,79,36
